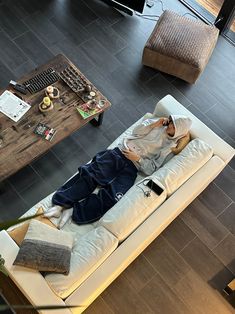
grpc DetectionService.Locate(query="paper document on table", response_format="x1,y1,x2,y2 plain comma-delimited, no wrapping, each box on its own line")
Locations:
0,90,31,122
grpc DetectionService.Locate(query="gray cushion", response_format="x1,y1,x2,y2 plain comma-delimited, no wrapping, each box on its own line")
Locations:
13,220,74,275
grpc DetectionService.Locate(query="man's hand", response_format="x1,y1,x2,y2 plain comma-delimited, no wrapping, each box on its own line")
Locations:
150,118,167,128
122,149,140,162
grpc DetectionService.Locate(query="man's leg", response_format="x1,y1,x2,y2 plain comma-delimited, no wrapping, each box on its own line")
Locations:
52,169,98,208
106,162,138,202
72,160,137,224
71,188,115,224
52,148,124,207
52,147,136,224
81,148,127,186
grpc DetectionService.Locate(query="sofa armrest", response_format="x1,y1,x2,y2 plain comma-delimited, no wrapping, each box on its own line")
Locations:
0,230,72,314
154,95,235,164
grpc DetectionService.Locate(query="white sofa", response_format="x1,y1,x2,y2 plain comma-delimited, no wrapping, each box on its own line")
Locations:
1,95,234,313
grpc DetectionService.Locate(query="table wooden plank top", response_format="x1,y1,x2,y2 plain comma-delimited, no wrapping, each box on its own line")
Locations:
0,54,111,181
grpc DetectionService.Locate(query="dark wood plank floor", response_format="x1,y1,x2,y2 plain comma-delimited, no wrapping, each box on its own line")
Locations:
0,0,234,313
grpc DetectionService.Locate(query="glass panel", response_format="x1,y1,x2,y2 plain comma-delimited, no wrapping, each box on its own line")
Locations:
195,0,225,20
180,0,225,23
224,12,235,43
180,0,235,44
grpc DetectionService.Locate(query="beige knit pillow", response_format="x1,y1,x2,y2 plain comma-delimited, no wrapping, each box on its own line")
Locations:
8,207,57,246
13,220,74,274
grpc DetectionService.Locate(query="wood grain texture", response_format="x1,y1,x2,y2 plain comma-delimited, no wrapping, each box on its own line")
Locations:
140,272,191,314
101,274,154,314
162,216,196,252
180,199,229,249
84,297,114,314
0,54,111,181
0,31,27,69
181,237,234,290
143,235,191,286
122,254,157,292
0,4,28,39
213,234,235,274
218,203,235,235
215,165,235,201
174,270,234,314
198,182,232,216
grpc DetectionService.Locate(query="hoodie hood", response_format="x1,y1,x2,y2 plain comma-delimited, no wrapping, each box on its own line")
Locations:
170,115,192,140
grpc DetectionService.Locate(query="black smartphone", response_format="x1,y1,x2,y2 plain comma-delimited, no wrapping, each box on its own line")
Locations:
146,179,164,195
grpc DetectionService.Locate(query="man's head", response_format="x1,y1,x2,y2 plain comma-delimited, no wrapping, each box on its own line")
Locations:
165,115,192,139
165,116,175,137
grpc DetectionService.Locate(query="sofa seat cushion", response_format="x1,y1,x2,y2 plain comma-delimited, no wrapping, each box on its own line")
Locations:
99,180,167,242
45,226,118,299
154,138,213,195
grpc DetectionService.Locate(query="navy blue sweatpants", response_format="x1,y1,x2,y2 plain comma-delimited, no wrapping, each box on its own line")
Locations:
52,148,138,224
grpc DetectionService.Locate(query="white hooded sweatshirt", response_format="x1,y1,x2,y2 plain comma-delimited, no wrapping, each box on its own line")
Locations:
119,114,192,175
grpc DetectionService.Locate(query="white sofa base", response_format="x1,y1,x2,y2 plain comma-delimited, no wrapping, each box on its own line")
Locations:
67,156,225,312
1,95,234,313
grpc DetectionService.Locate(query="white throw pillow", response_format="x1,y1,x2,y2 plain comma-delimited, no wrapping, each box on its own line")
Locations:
153,138,213,195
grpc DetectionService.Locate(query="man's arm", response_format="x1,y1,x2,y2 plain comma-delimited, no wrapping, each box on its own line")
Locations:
138,146,172,175
137,157,157,176
122,117,169,174
131,118,166,136
121,150,160,176
121,149,140,162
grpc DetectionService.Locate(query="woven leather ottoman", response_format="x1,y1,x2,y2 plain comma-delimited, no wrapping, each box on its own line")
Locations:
142,10,219,83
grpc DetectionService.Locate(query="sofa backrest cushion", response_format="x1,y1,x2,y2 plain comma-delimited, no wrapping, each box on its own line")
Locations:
99,179,167,242
45,226,118,299
153,138,213,196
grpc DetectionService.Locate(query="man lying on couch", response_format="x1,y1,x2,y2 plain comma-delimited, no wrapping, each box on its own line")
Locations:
45,115,192,228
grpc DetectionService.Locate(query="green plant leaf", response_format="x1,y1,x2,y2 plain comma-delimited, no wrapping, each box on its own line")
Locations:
0,266,8,276
0,255,8,276
0,304,81,311
0,212,43,231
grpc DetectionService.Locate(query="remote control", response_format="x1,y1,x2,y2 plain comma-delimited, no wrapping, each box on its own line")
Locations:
9,80,27,95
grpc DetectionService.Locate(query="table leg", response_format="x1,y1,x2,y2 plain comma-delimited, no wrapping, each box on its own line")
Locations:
90,112,104,127
0,182,5,194
223,279,235,296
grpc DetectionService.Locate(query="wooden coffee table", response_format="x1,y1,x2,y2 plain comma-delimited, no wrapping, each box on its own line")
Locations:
0,54,111,181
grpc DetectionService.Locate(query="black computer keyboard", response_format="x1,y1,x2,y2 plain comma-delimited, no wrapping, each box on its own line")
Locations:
23,68,60,94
